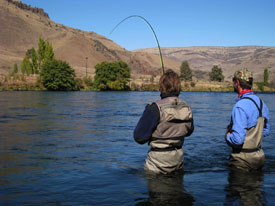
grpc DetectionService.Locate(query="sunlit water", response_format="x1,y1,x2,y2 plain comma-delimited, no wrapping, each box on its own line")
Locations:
0,91,274,206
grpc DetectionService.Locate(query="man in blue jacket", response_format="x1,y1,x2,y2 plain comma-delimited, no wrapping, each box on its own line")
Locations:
225,68,270,171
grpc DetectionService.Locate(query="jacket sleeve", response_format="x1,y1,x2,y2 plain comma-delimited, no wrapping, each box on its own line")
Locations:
185,118,194,137
133,103,160,144
263,102,270,137
226,106,247,146
263,118,270,137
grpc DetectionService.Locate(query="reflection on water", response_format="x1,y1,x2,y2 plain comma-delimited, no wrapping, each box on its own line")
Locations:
225,169,266,206
136,171,194,206
0,91,274,205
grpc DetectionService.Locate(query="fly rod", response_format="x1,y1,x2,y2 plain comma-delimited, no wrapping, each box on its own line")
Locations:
109,15,164,74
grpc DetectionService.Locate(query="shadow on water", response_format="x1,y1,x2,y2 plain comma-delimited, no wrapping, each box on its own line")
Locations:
135,171,194,206
225,169,266,206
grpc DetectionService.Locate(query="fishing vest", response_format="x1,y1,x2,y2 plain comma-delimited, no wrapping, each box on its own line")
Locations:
230,97,265,171
144,97,193,174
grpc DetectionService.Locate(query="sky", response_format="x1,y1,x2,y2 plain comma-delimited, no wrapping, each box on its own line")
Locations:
20,0,275,51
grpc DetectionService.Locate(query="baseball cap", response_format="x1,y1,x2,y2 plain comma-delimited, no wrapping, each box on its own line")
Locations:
233,68,253,81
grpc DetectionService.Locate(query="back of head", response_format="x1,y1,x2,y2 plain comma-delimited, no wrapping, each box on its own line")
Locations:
159,69,181,96
233,68,253,90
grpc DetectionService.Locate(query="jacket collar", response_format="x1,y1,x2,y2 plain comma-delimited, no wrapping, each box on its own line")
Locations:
160,93,179,99
238,90,253,98
236,91,254,102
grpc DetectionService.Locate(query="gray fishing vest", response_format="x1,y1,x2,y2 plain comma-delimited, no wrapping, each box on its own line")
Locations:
144,97,193,174
230,97,265,171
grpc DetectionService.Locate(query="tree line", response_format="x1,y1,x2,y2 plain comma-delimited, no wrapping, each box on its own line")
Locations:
180,60,224,82
11,38,77,91
10,37,270,91
180,60,271,89
11,38,130,91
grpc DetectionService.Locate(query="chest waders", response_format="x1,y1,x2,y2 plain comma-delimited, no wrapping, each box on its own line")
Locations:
229,97,265,171
144,97,193,174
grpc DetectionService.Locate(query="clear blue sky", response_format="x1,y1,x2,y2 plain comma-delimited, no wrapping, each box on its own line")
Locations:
21,0,275,50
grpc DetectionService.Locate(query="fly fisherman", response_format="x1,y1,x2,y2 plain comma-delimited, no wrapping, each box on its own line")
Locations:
225,68,270,171
134,69,194,174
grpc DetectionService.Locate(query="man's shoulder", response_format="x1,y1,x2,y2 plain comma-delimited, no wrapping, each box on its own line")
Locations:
241,94,260,104
145,102,160,119
146,102,158,109
235,94,261,111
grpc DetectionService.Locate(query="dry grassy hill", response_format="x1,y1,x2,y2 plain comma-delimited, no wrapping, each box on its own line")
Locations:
137,46,275,81
0,0,179,79
1,0,275,85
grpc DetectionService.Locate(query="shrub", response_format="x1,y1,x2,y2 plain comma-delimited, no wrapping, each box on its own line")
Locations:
94,61,130,91
255,82,264,92
40,59,77,91
209,65,224,82
83,76,93,87
180,61,192,81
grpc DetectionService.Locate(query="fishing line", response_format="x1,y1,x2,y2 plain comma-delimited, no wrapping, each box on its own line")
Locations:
109,15,164,74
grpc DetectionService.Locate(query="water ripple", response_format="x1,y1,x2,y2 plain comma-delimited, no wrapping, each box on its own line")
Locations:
0,91,274,205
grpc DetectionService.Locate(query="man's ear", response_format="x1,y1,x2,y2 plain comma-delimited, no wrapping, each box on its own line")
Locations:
236,79,240,87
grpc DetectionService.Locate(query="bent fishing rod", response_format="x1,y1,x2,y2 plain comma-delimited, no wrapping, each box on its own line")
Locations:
109,15,164,74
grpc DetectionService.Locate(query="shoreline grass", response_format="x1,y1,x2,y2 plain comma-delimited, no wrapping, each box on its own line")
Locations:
1,75,275,92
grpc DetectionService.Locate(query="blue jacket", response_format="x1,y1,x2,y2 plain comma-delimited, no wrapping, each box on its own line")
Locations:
226,92,270,146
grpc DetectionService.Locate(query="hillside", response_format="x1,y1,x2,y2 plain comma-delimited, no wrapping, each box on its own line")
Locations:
0,0,179,78
1,0,275,84
137,46,275,81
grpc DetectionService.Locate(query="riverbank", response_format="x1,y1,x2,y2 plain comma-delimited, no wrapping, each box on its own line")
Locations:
1,74,275,92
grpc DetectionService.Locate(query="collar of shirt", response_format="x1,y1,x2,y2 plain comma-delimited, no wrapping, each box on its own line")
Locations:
238,90,253,98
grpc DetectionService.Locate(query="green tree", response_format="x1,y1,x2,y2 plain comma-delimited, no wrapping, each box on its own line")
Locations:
20,38,55,76
264,68,269,86
37,37,46,71
94,61,131,91
12,64,18,75
40,59,77,91
31,47,38,74
180,61,192,81
26,47,38,74
44,41,55,62
21,56,32,75
37,38,55,72
209,65,224,82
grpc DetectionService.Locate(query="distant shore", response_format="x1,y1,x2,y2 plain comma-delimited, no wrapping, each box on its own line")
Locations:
1,74,275,92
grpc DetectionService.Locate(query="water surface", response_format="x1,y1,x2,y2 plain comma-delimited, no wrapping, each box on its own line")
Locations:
0,91,274,205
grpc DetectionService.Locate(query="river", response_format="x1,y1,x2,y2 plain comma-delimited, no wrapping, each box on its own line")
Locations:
0,91,274,205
